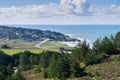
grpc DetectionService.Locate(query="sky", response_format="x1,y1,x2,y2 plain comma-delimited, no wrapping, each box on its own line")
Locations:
0,0,120,24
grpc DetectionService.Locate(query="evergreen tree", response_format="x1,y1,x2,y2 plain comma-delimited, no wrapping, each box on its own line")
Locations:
40,51,53,68
70,59,81,78
72,40,90,62
6,73,26,80
33,56,40,65
48,54,70,79
0,65,8,80
101,36,114,54
19,54,29,66
93,38,102,53
115,32,120,48
29,55,34,65
7,63,13,75
19,54,29,71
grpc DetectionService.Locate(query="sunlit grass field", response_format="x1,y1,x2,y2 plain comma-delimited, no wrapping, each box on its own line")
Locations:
0,39,73,55
0,49,44,55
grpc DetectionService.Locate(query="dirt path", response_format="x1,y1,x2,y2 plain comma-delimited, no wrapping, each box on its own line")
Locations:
35,39,50,48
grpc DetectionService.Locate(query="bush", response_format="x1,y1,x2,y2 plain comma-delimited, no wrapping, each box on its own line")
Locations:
1,45,10,49
33,67,41,74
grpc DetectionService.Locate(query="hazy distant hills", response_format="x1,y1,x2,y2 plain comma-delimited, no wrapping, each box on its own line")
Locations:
0,25,80,42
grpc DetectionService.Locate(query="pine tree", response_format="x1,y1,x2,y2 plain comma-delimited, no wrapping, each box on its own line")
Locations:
70,59,81,78
48,54,70,79
115,32,120,48
19,54,29,71
29,55,34,65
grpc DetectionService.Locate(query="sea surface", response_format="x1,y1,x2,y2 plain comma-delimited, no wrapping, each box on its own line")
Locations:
8,25,120,45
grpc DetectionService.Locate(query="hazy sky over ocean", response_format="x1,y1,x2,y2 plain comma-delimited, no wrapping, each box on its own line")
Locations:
0,0,120,24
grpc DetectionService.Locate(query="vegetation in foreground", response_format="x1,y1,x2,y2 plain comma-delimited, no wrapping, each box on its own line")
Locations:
1,32,120,80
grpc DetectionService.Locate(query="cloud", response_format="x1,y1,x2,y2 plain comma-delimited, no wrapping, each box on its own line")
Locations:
60,0,90,14
90,4,120,18
0,0,120,24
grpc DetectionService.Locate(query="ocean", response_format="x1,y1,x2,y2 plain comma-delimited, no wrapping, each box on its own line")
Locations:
8,25,120,45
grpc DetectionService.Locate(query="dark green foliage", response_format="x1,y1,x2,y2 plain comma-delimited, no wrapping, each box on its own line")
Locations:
33,56,40,65
100,36,115,54
6,63,13,75
40,51,84,79
0,51,41,80
72,35,118,65
93,36,116,55
40,51,53,68
29,55,34,65
33,66,41,74
83,50,106,65
47,53,70,79
6,73,26,80
72,40,96,65
19,52,40,70
12,51,40,67
72,40,108,65
0,50,12,66
0,65,8,80
19,52,30,71
19,53,29,66
59,47,65,53
72,40,89,62
43,69,48,78
93,38,102,53
115,32,120,48
1,44,11,49
70,59,81,78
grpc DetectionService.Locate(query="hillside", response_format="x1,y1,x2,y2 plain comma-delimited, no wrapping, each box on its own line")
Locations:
1,31,120,80
21,55,120,80
0,25,80,42
85,56,120,80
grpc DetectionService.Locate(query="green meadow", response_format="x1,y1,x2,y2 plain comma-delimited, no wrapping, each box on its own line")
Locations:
0,49,44,55
0,39,73,55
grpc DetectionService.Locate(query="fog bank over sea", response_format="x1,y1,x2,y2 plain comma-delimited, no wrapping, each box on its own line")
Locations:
8,25,120,46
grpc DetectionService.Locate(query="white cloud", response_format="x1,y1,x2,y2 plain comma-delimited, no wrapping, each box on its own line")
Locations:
0,0,120,24
60,0,90,14
91,4,120,18
110,4,117,8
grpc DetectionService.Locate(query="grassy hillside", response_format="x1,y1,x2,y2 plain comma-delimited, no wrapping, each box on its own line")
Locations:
21,55,120,80
0,49,44,55
0,39,36,49
85,57,120,80
40,41,73,51
0,39,73,55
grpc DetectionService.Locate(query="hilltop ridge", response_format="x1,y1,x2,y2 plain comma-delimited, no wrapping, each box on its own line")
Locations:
0,25,80,42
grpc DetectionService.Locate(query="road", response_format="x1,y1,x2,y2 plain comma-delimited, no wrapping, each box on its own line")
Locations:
35,39,50,48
